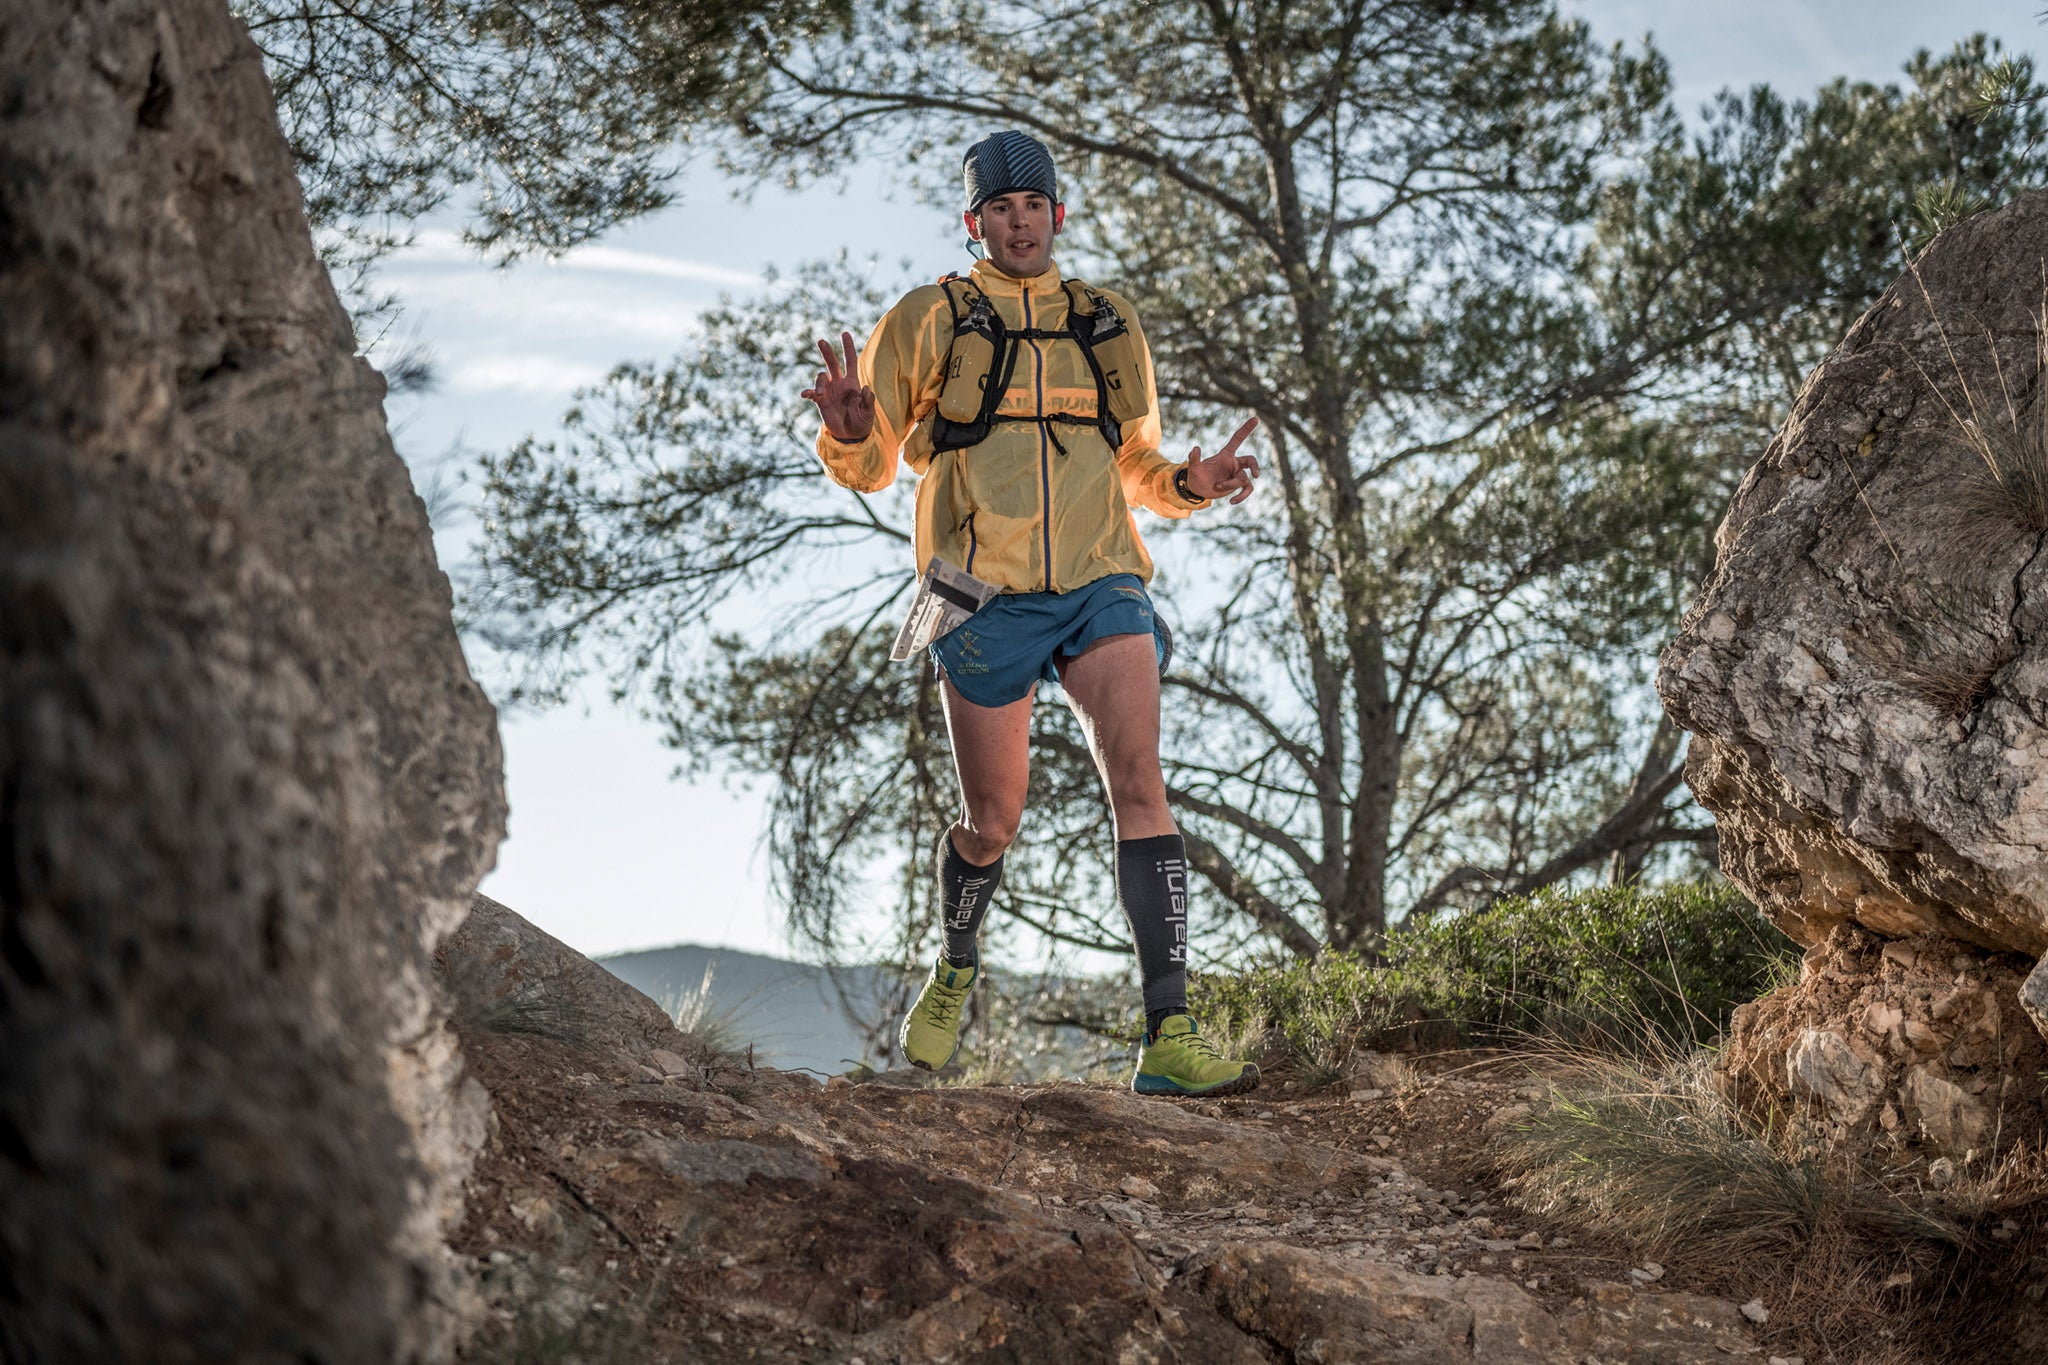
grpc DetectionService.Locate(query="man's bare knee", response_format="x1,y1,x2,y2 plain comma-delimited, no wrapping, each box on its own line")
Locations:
953,813,1020,864
1102,754,1166,805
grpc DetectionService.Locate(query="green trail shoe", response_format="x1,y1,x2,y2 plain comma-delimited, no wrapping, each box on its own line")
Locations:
1132,1015,1261,1098
899,959,977,1070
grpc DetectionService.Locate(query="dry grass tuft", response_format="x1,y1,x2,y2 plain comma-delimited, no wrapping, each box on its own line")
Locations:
1849,278,2048,718
1936,301,2048,537
662,959,753,1059
1495,1042,2048,1362
1500,1049,1965,1261
1866,578,2017,718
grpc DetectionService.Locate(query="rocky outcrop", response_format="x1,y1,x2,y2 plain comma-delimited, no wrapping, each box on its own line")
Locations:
0,3,504,1361
1719,926,2048,1156
440,898,1760,1363
1660,190,2048,959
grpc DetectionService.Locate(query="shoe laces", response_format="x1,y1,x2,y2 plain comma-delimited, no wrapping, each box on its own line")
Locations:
924,975,971,1029
1160,1022,1224,1061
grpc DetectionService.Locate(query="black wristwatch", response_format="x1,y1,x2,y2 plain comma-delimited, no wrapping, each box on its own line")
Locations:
1174,464,1207,504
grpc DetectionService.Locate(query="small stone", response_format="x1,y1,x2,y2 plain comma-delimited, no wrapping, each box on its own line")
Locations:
718,1255,738,1269
1516,1231,1544,1249
1348,1087,1385,1102
1883,1269,1914,1289
1640,1261,1663,1281
1549,1235,1571,1249
705,1331,724,1345
1119,1175,1160,1200
1928,1157,1958,1188
1485,1103,1534,1133
1740,1298,1769,1324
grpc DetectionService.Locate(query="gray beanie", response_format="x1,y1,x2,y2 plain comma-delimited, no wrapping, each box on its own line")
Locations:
963,131,1059,213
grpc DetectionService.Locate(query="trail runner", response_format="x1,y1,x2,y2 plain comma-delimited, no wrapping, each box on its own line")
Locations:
801,130,1263,1097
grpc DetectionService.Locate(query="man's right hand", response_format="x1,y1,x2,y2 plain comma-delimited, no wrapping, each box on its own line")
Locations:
801,331,876,443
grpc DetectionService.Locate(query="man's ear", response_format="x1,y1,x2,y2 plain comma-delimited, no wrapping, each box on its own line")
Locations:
962,210,983,242
1053,203,1066,234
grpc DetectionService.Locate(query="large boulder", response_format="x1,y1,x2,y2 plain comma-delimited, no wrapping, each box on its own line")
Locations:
1657,191,2048,1152
1659,192,2048,960
0,3,504,1361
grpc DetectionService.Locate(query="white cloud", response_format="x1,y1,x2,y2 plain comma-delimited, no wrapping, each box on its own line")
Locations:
388,268,710,344
443,353,609,396
400,229,762,288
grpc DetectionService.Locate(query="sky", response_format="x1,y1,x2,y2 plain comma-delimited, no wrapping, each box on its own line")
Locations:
373,0,2046,964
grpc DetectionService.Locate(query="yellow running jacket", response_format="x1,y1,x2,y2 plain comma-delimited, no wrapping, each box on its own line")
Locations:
816,260,1202,596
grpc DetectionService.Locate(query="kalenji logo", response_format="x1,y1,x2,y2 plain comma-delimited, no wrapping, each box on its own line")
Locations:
1158,858,1188,962
946,875,991,930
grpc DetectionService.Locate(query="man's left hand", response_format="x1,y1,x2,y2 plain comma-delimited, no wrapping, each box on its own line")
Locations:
1185,416,1261,505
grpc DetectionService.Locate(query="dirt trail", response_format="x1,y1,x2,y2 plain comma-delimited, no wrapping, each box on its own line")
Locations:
441,899,1769,1363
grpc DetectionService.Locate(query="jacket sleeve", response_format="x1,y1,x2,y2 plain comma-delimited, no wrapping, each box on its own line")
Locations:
816,288,945,492
1109,296,1206,518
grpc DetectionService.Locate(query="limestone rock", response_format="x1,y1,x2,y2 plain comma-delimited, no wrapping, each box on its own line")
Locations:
1344,1049,1414,1091
1785,1028,1884,1127
1190,1241,1566,1362
1189,1245,1754,1364
1717,926,2046,1156
1659,189,2048,961
439,893,683,1064
0,3,504,1360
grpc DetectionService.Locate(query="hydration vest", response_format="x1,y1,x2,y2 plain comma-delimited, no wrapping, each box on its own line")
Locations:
929,275,1151,454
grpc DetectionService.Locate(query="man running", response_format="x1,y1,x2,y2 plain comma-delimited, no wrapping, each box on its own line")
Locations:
801,130,1262,1097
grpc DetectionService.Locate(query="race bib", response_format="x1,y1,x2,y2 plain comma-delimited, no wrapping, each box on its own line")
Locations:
889,557,1002,662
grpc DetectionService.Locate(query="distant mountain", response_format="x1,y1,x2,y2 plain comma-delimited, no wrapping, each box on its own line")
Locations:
596,943,1130,1080
596,942,903,1077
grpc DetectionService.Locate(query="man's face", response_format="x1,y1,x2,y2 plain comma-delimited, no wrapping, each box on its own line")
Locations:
964,191,1063,278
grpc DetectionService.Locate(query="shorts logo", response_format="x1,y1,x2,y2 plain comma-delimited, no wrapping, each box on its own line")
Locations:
951,629,989,674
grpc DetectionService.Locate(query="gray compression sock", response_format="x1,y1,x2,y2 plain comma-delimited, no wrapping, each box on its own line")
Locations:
940,834,1003,967
1117,834,1190,1024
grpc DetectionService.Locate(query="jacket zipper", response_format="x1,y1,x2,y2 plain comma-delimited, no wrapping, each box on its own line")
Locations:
1025,288,1053,592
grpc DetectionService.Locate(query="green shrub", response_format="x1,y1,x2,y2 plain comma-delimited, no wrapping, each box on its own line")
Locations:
1191,880,1797,1068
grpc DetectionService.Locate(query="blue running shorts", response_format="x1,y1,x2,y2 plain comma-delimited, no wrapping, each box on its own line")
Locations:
930,573,1169,708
